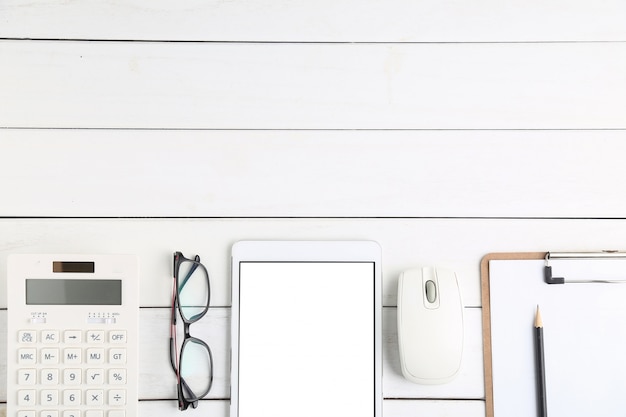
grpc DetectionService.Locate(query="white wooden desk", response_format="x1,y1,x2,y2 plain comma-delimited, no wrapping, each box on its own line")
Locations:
1,2,626,416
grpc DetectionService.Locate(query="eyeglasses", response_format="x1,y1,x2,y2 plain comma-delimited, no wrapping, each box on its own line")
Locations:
169,251,214,410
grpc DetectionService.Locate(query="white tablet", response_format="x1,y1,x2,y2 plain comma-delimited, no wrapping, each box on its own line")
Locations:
231,241,382,417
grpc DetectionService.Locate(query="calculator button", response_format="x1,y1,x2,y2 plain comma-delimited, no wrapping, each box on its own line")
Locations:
18,389,36,406
63,389,81,406
41,410,59,417
64,330,82,344
62,411,81,417
108,369,126,384
18,369,37,385
86,330,105,343
108,349,126,364
19,330,37,343
86,369,105,385
87,348,105,364
41,369,60,385
85,411,104,417
108,331,126,344
41,330,60,343
108,411,125,417
17,411,36,417
63,369,82,385
41,348,60,364
18,348,37,365
63,348,82,364
108,389,126,406
86,389,104,406
40,389,59,406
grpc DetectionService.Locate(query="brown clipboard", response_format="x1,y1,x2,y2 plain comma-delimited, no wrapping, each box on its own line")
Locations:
480,252,546,417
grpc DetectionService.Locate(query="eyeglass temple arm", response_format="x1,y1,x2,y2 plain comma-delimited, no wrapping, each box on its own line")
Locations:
169,337,176,372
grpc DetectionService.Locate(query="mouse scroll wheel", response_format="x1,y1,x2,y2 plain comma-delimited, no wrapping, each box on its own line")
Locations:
425,280,437,303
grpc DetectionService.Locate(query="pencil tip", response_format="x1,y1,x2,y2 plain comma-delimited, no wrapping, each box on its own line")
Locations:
535,305,543,328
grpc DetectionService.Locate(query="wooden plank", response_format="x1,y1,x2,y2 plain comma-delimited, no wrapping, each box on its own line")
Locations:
1,42,624,129
3,131,626,218
0,400,489,417
4,218,626,309
0,0,624,42
384,399,485,416
138,400,228,417
0,402,229,417
0,308,485,402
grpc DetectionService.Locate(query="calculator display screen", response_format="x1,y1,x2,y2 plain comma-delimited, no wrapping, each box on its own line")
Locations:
25,279,122,305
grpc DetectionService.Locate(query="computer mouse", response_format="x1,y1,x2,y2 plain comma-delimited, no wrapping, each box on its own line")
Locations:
397,266,464,384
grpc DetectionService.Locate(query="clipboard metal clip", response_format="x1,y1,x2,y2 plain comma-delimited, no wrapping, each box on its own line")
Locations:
544,251,626,284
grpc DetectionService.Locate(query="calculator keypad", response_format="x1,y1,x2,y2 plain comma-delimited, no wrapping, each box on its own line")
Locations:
15,329,129,417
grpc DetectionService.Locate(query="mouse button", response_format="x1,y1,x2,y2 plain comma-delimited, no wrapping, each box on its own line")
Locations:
425,280,437,303
422,267,440,310
397,270,421,315
436,268,463,306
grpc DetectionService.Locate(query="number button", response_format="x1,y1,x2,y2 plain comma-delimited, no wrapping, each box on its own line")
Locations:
17,411,36,417
41,369,60,385
17,389,36,406
63,368,82,385
63,389,82,406
40,411,59,417
18,369,36,385
40,389,59,406
63,411,81,417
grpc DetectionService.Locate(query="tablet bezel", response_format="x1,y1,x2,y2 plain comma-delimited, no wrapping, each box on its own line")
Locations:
230,240,382,417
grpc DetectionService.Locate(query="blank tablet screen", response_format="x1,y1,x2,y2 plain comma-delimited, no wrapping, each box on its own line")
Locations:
236,261,376,417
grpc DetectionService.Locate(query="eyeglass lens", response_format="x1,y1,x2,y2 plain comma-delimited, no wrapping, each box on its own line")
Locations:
177,259,209,322
180,337,213,398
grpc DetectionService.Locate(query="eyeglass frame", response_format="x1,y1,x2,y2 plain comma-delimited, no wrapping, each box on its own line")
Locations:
169,251,214,410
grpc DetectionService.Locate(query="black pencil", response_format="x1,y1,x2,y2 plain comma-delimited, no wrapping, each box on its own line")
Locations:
535,306,548,417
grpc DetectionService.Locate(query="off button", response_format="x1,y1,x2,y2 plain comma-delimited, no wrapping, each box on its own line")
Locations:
109,330,127,343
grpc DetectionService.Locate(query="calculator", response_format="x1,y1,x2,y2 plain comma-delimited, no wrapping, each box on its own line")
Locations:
7,254,139,417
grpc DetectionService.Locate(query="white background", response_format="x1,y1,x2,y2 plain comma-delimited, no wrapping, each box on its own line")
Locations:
1,1,626,416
